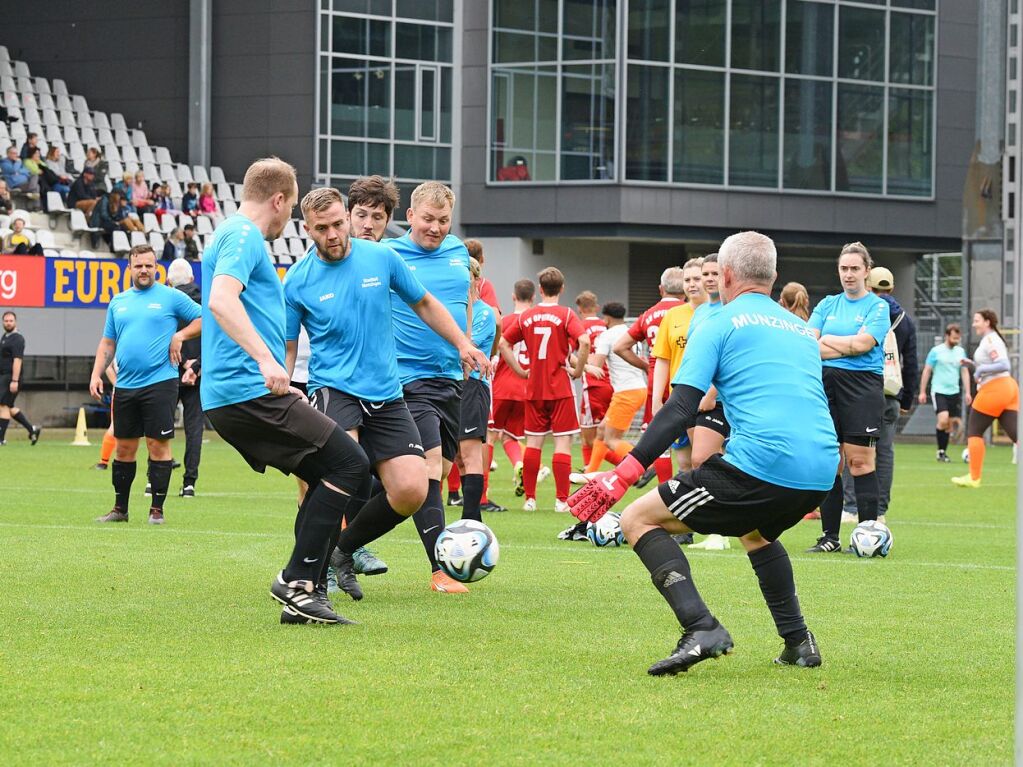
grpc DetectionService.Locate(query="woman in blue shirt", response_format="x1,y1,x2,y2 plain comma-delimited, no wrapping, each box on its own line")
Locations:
806,242,891,552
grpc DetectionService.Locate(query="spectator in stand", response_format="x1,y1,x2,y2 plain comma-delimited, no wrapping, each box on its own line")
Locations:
90,191,144,248
46,145,76,177
198,182,221,225
182,223,199,260
181,182,199,219
67,167,99,216
153,182,177,224
42,146,73,201
83,147,108,185
0,180,13,216
162,227,185,260
113,173,137,215
19,132,38,160
1,145,41,208
3,217,43,254
131,171,154,214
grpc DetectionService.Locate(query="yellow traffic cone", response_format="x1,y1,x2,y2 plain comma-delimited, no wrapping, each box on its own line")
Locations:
71,407,91,446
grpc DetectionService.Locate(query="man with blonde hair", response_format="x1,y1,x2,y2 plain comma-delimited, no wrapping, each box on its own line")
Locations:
383,181,493,593
569,231,838,675
201,158,375,625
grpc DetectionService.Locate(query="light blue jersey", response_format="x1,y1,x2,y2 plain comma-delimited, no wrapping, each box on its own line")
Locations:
200,214,286,410
808,292,890,374
925,343,967,395
103,282,200,390
285,239,426,401
469,298,497,384
686,300,722,341
384,232,470,385
675,293,839,491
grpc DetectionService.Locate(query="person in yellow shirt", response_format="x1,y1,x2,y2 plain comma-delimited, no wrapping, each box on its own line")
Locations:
651,257,706,472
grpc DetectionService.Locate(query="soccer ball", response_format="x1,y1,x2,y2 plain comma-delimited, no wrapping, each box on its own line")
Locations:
586,512,626,547
962,447,970,463
434,520,500,582
849,520,893,558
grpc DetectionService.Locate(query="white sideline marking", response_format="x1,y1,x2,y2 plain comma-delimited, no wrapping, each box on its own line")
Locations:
0,522,1013,572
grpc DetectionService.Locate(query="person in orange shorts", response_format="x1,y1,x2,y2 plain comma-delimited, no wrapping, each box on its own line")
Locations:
952,309,1019,488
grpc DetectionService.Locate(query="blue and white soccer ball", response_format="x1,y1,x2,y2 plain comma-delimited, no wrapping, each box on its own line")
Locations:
586,512,626,547
435,519,500,582
849,520,893,558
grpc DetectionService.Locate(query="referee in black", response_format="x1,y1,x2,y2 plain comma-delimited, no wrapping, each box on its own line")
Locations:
90,245,202,525
0,311,41,445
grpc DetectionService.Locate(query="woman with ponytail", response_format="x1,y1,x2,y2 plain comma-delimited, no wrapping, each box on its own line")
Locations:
779,282,810,321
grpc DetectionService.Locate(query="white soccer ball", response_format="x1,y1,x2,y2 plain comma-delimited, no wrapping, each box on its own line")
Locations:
586,512,626,547
962,447,970,463
434,520,500,582
849,520,893,558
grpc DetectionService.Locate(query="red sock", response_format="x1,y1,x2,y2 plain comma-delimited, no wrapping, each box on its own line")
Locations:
582,444,592,466
553,452,572,501
605,450,621,466
503,438,523,467
523,446,541,499
586,439,610,472
655,455,673,482
968,436,985,481
447,463,461,493
482,444,492,503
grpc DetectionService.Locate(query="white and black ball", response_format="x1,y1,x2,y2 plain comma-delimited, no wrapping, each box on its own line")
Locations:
435,520,500,582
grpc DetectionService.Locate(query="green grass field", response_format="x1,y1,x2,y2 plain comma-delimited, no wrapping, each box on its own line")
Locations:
0,430,1014,765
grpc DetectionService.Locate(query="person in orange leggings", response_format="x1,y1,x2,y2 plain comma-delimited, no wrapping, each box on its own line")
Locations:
952,309,1019,488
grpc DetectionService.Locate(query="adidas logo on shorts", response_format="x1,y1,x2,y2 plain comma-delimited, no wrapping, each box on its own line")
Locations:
668,479,680,493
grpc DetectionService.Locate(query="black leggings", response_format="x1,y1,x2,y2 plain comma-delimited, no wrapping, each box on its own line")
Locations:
292,426,369,497
967,408,1018,443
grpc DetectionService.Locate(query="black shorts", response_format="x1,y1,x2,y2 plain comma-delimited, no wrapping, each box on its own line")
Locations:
695,404,730,438
657,455,830,542
112,378,178,440
309,386,424,465
822,367,884,442
403,377,463,461
0,374,16,407
290,380,308,396
206,392,336,474
459,377,490,442
933,392,962,417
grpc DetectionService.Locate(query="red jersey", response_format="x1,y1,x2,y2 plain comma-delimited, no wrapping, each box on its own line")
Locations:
478,277,500,312
627,297,683,389
580,315,613,395
503,303,586,400
492,312,529,401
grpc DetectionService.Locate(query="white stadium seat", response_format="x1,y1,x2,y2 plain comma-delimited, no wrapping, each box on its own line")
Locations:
196,215,214,236
52,78,68,95
130,230,148,248
111,230,131,254
210,166,226,185
289,238,306,258
143,212,160,232
149,231,165,252
281,220,298,239
35,77,50,95
92,112,109,130
110,113,127,131
70,208,100,238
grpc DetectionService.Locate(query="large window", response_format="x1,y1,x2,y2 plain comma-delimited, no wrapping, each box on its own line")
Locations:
486,0,936,198
317,0,454,218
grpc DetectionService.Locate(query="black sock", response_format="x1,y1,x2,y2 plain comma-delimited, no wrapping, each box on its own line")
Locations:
937,429,949,452
283,483,351,582
413,479,445,571
748,540,807,644
111,460,136,512
343,473,376,526
819,475,843,539
853,471,879,522
12,411,33,432
633,528,715,632
148,459,173,511
460,473,484,522
337,489,406,555
0,418,8,441
318,521,343,586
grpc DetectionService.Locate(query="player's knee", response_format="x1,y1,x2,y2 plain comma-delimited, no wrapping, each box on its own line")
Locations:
847,454,874,474
320,429,370,495
389,478,427,514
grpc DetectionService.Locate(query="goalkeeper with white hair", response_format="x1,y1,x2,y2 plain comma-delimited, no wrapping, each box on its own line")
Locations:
567,231,840,676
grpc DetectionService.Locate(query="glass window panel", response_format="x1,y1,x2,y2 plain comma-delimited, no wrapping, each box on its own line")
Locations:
331,58,391,139
393,64,416,140
332,16,390,57
396,0,453,22
493,0,557,33
491,67,558,181
494,31,540,64
628,0,670,61
319,57,331,134
731,0,781,72
395,22,452,62
675,0,725,67
672,69,724,184
331,139,389,177
561,63,617,180
889,12,935,86
537,34,559,61
562,0,616,61
785,1,834,76
420,68,437,140
319,138,329,176
838,6,885,82
891,0,935,9
729,74,779,187
625,65,669,180
440,67,452,142
836,83,884,193
334,0,391,14
887,88,932,196
783,78,832,190
321,13,330,52
394,145,450,180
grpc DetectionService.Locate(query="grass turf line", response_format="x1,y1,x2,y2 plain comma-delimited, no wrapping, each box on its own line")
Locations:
0,431,1013,765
